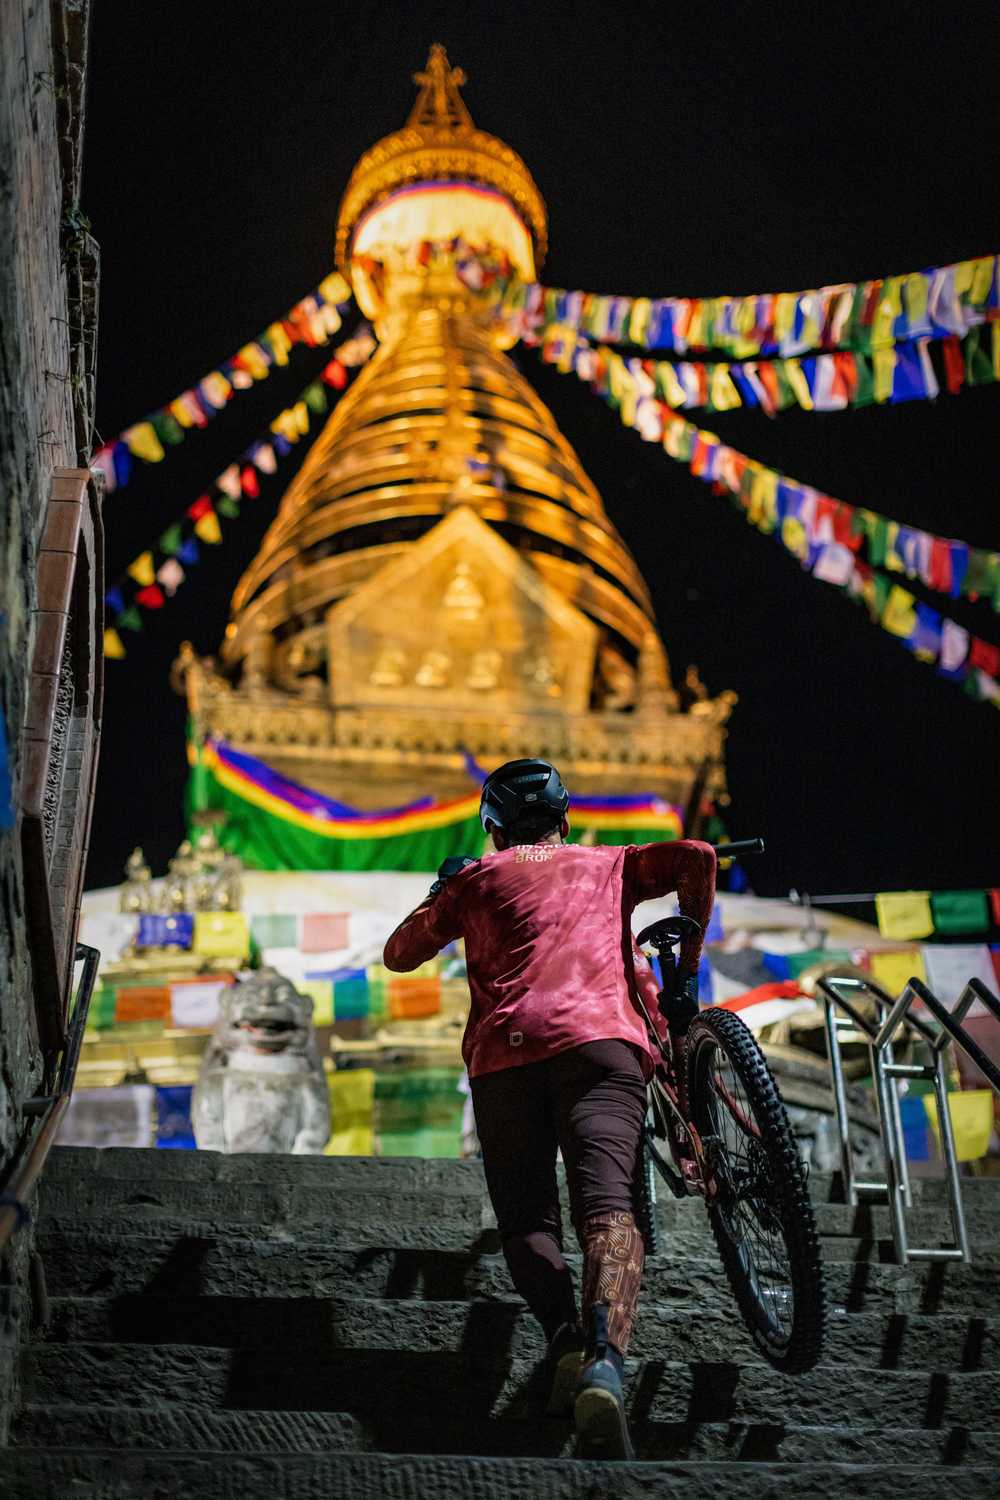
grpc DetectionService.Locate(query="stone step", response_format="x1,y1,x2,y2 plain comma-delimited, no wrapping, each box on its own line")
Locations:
13,1403,1000,1468
0,1447,996,1500
36,1204,999,1263
16,1403,366,1455
37,1172,1000,1244
42,1294,1000,1372
23,1341,1000,1430
37,1229,1000,1314
42,1145,1000,1209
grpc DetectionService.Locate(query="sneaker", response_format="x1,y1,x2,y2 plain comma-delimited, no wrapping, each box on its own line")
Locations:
543,1321,584,1417
574,1305,634,1460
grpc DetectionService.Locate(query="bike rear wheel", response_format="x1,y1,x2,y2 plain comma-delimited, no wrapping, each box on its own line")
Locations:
686,1007,825,1373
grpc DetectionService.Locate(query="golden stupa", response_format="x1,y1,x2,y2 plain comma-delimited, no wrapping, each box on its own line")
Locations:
181,45,734,817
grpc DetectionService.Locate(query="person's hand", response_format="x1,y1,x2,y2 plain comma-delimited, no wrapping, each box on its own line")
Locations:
428,855,476,897
668,965,700,1034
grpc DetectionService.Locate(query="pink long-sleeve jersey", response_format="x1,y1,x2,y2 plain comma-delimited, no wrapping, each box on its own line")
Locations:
383,839,716,1079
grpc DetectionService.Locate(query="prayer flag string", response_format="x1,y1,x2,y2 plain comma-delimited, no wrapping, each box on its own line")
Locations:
92,273,353,494
103,325,376,660
532,332,1000,707
495,251,1000,358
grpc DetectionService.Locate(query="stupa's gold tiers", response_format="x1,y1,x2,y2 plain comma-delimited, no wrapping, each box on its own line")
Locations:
225,305,657,673
181,44,734,830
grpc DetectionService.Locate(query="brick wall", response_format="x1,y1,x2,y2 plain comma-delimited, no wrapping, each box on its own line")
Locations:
0,0,93,1442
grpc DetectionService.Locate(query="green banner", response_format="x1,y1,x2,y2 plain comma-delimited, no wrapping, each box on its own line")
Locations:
187,761,683,873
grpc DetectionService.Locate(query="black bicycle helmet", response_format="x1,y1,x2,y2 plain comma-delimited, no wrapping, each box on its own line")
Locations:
479,758,570,835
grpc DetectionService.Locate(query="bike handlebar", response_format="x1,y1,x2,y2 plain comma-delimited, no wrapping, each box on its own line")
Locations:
709,837,765,859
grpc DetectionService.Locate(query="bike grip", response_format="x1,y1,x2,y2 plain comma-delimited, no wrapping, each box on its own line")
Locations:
709,837,765,859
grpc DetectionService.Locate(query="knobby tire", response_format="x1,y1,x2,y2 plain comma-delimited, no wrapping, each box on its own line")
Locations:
686,1006,825,1374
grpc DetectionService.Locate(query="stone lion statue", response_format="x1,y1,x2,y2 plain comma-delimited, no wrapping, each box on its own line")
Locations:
192,968,330,1154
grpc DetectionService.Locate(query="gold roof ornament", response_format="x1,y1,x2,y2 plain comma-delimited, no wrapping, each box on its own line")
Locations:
336,43,548,280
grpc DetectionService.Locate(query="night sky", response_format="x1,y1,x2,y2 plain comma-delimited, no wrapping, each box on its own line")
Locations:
82,2,1000,900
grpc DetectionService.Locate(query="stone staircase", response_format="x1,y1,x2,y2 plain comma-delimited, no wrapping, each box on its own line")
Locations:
2,1145,999,1497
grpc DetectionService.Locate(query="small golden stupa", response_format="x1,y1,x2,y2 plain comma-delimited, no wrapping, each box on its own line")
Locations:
180,45,734,817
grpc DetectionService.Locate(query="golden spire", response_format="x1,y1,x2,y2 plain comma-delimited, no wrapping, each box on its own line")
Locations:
409,44,472,130
336,44,547,274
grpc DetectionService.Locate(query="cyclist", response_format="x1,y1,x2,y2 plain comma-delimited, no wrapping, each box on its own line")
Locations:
383,758,716,1459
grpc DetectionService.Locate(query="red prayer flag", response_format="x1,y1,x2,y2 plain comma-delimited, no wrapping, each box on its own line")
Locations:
942,336,965,394
135,585,166,610
321,359,348,390
929,538,953,593
240,465,260,499
969,637,1000,677
988,889,1000,927
186,494,213,521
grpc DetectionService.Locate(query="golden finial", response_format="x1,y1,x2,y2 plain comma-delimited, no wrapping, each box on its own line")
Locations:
409,44,472,130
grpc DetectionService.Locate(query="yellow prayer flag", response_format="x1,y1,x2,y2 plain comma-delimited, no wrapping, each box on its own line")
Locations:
924,1090,995,1162
194,511,223,545
168,397,197,429
970,256,994,306
780,516,808,560
237,343,270,380
884,521,904,573
709,363,741,411
773,292,797,345
881,584,917,638
871,275,904,349
325,1067,376,1155
903,272,929,334
874,891,934,941
123,422,165,464
658,362,686,408
783,359,814,410
103,627,126,659
318,271,350,306
872,347,897,402
299,979,333,1027
870,948,927,997
192,911,249,959
266,322,292,366
291,401,310,436
953,260,974,296
629,297,652,345
127,551,156,587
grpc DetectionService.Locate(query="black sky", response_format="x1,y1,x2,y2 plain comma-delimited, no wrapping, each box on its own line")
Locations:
82,1,1000,898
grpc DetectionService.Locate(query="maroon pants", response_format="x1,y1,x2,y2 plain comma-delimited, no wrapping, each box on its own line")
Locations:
470,1039,648,1345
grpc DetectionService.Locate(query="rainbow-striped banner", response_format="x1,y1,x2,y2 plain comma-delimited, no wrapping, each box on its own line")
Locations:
189,738,683,872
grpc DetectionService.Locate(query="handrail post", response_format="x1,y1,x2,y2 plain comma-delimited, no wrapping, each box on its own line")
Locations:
823,995,857,1204
873,1037,910,1262
932,1043,971,1262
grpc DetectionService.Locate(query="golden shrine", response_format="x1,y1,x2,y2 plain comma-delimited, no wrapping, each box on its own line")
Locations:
179,44,734,820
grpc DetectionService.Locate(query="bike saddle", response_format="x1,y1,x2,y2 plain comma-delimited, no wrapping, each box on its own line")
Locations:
636,915,703,952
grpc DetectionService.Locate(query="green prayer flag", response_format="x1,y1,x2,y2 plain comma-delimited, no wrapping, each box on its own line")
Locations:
772,362,796,411
847,285,870,352
151,410,185,447
216,496,240,519
304,382,328,415
159,523,183,555
965,327,995,387
250,913,299,949
852,354,875,407
867,515,890,569
118,606,143,631
931,890,989,935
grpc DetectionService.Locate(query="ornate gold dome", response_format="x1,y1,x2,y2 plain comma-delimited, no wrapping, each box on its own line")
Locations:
335,44,548,273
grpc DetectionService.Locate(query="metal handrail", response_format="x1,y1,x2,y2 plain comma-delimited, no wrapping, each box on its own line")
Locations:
818,969,1000,1266
0,942,100,1249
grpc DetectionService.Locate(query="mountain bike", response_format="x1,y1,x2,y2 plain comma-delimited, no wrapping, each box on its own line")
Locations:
634,838,825,1374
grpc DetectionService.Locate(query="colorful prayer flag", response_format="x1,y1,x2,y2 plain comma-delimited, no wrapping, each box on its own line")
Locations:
875,891,934,941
